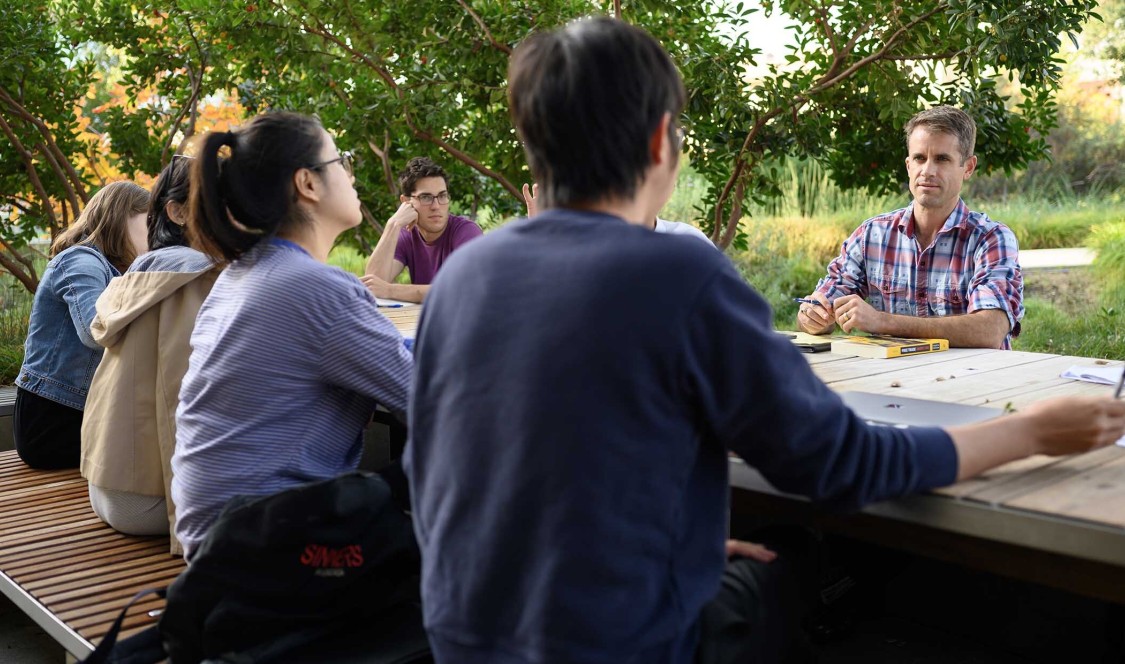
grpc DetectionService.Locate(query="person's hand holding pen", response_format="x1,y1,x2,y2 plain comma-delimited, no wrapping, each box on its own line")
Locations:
795,292,836,335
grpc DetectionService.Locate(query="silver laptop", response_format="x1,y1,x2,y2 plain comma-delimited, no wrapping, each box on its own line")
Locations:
839,391,1001,428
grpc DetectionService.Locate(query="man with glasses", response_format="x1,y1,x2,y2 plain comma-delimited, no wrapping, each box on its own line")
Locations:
363,157,483,303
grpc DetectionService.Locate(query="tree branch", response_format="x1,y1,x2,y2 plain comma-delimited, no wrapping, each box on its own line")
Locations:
0,241,39,292
3,198,34,214
162,51,206,160
718,178,745,249
713,2,949,246
0,112,59,231
33,140,81,220
280,0,523,199
162,15,209,162
817,5,840,59
367,133,397,197
883,51,960,61
0,85,88,204
360,202,384,236
842,13,881,57
454,0,512,55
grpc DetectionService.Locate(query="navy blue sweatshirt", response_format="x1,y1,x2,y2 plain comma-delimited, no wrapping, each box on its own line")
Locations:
404,209,957,663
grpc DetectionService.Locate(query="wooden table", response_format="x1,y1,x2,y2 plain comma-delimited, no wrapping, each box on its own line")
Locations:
379,305,421,339
730,346,1125,604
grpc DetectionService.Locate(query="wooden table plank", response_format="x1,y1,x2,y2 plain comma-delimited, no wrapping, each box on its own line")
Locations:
956,446,1125,505
824,351,1059,401
379,306,421,337
811,348,996,385
1004,454,1125,528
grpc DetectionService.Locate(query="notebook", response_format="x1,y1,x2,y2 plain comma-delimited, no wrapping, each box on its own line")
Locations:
776,331,836,353
839,391,1001,428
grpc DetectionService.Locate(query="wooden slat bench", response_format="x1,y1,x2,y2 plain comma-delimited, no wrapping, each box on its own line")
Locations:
0,449,185,660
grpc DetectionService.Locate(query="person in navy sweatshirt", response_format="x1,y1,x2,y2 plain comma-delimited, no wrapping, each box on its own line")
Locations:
404,17,1125,664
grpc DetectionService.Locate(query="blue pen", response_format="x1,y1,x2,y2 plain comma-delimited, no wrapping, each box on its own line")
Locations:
793,298,819,305
379,304,404,309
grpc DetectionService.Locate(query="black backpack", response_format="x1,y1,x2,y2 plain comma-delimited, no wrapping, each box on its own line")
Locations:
83,470,431,664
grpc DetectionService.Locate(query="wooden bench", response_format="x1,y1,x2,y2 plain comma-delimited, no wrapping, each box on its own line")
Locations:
0,449,185,660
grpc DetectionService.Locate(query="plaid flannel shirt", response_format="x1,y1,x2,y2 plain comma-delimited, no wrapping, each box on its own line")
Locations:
814,199,1023,349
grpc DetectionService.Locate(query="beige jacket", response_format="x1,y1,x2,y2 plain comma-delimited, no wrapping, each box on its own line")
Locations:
81,247,219,555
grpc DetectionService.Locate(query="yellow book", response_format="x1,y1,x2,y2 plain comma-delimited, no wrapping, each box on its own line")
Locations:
830,335,949,359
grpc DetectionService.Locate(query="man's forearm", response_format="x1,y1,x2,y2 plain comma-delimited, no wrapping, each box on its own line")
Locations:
947,416,1037,481
366,230,401,281
876,309,1009,348
380,282,430,304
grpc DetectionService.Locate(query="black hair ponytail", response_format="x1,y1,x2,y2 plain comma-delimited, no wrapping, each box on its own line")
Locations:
189,113,324,261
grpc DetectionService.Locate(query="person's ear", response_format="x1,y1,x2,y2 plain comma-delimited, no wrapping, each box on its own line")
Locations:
400,194,409,204
293,167,321,203
649,112,673,165
963,154,978,179
165,200,186,226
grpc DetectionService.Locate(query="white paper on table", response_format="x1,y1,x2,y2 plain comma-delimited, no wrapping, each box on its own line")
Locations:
375,297,416,307
1060,365,1124,386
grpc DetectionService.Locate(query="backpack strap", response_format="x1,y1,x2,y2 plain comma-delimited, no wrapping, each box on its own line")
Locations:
78,587,168,664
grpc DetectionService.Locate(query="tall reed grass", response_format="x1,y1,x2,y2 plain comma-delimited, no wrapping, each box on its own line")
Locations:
0,282,32,384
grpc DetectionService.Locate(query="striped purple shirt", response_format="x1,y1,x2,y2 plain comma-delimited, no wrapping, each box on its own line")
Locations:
172,240,413,558
815,199,1023,349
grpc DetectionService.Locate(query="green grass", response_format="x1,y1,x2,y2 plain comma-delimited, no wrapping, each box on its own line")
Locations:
986,198,1125,249
0,285,31,385
327,245,367,277
1012,298,1125,358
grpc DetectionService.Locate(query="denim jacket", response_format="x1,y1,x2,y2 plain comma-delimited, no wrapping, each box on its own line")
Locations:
17,245,120,410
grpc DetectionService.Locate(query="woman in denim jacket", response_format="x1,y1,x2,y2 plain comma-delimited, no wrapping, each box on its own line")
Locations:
15,181,150,469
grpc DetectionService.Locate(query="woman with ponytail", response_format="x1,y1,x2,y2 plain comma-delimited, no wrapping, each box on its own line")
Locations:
81,155,221,552
170,112,413,559
15,181,150,469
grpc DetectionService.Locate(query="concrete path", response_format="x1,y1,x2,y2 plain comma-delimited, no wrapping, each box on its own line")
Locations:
1020,248,1095,269
0,597,62,663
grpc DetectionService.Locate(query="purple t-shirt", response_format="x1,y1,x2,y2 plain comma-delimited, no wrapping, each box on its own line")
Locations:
394,214,483,285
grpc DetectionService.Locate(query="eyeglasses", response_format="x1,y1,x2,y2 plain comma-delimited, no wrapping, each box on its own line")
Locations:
410,192,450,206
308,150,355,178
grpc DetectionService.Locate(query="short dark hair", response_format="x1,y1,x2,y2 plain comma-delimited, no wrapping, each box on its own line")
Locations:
397,157,447,197
904,106,976,164
508,17,686,208
147,156,193,251
189,112,324,261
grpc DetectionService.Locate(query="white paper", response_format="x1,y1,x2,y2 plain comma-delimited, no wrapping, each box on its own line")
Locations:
375,297,416,308
1060,365,1125,386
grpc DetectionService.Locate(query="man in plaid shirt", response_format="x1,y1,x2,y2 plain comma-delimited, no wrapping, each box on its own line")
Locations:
797,106,1023,349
